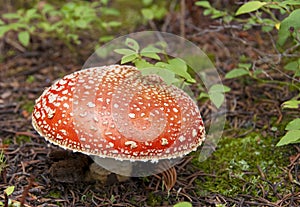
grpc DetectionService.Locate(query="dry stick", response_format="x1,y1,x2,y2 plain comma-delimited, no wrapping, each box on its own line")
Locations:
19,175,34,207
4,192,8,207
161,0,177,32
180,0,185,39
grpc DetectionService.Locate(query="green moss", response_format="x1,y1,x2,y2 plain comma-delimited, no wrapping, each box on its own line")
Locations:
2,135,31,145
16,135,31,144
25,75,35,84
46,190,62,199
192,132,296,199
146,192,164,207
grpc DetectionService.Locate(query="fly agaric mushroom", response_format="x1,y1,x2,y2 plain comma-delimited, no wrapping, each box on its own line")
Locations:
32,65,205,187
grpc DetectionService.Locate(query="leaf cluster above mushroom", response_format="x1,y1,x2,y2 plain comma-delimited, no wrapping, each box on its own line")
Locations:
32,65,205,164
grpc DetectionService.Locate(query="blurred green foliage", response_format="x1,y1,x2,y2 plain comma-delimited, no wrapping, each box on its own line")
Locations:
196,0,300,146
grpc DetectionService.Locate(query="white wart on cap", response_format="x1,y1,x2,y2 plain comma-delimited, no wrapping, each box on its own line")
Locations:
32,65,205,162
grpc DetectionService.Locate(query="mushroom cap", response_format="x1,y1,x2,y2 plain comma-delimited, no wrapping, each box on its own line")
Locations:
32,65,205,162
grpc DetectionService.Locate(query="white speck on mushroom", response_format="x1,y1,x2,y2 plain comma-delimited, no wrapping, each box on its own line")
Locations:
173,107,179,113
105,131,112,135
62,89,68,95
87,102,96,108
113,103,119,108
179,135,186,142
90,125,98,131
48,93,58,103
161,138,168,146
60,129,67,135
125,141,138,149
47,108,56,119
128,113,136,119
78,78,85,83
35,111,41,119
79,111,87,117
80,137,86,141
56,134,63,139
88,79,94,84
192,129,197,137
63,103,69,109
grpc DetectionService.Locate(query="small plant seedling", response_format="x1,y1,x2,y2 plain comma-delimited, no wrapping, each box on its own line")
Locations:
198,84,231,108
277,118,300,146
0,150,7,174
0,1,121,48
114,38,196,85
115,38,229,108
0,186,16,207
4,186,15,196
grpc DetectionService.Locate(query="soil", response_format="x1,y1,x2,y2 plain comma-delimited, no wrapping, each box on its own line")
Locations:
0,1,300,207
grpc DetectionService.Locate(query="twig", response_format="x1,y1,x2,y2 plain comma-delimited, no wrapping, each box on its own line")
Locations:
4,192,8,207
180,0,185,38
20,175,34,207
5,36,25,52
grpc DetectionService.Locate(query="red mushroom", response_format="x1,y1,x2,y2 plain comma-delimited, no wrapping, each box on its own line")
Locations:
32,65,205,185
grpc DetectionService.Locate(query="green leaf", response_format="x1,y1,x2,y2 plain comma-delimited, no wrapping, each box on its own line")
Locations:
225,68,249,79
75,19,88,29
195,1,211,8
100,8,120,16
4,186,15,196
0,25,11,37
121,53,138,64
140,67,177,85
284,60,300,71
141,8,154,20
125,38,139,51
41,3,55,14
276,130,300,146
208,84,228,108
140,45,162,54
140,52,160,60
209,94,225,108
209,84,231,93
134,59,154,69
106,21,121,27
286,118,300,130
236,1,267,16
25,8,38,19
142,0,153,6
282,99,300,109
277,9,300,47
0,20,4,25
166,58,196,83
114,48,136,55
2,12,21,19
173,201,193,207
18,31,30,46
99,35,114,42
282,0,300,6
198,92,209,99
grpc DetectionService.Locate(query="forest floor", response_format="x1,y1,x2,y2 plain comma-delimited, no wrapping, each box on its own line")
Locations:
0,1,300,207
